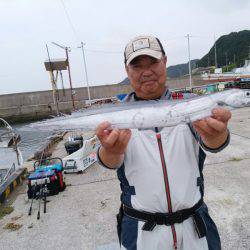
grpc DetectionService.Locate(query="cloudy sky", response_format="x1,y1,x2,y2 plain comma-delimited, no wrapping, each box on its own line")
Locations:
0,0,249,94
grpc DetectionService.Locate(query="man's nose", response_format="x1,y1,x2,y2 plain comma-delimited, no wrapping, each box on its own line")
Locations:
141,68,153,77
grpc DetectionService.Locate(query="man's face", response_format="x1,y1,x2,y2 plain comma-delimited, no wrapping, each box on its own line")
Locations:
126,55,167,100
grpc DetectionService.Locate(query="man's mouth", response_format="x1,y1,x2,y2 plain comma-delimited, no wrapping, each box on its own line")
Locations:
141,80,156,85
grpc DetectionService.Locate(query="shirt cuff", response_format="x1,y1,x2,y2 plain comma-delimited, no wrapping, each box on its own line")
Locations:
201,130,230,153
96,146,121,170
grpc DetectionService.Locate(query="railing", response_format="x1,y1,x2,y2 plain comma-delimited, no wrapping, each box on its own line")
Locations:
1,163,16,183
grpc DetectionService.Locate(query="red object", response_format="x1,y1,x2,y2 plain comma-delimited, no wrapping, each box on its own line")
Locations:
177,92,183,99
57,172,63,188
171,92,177,99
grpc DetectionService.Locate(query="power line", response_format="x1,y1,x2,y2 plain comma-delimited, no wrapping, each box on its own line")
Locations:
85,49,123,54
59,0,80,41
68,46,123,54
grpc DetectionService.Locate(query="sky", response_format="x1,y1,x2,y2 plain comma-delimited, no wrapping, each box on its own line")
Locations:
0,0,249,94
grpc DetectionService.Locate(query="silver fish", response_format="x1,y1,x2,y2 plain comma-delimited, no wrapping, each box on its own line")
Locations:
28,89,250,131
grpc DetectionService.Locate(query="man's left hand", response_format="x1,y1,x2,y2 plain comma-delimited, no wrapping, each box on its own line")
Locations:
192,108,232,149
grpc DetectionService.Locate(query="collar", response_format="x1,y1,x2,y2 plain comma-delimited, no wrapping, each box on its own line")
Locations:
132,88,171,102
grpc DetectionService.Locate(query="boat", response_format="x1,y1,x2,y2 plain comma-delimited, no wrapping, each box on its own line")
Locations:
0,118,23,182
63,136,100,173
64,135,83,155
0,118,26,203
201,60,250,84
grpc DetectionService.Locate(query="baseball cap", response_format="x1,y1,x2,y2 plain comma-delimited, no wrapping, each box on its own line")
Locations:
124,35,165,65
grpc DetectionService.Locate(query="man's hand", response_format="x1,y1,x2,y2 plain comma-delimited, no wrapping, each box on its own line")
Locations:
192,108,232,149
96,121,131,168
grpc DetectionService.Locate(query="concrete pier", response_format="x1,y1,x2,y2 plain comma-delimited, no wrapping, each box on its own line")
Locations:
0,107,249,249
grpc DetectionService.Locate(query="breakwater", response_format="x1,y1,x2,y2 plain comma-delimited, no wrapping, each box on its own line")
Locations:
0,76,205,123
0,84,132,123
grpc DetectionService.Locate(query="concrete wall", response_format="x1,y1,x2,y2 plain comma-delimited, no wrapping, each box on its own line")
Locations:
0,84,132,123
0,77,205,123
167,75,205,89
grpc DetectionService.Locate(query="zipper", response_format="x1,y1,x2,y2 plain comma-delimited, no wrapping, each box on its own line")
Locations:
156,133,178,250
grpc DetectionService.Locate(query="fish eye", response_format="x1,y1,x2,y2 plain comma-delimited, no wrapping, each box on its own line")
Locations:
245,91,250,97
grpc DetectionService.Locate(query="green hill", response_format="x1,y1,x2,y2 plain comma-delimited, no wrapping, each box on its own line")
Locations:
167,59,199,78
198,30,250,68
167,30,250,78
119,30,250,82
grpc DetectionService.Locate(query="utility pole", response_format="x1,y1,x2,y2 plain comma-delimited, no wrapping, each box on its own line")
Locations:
78,42,91,102
214,35,218,68
185,34,192,90
225,52,228,71
51,42,76,110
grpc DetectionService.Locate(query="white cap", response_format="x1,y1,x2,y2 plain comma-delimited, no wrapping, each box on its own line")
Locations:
124,35,165,65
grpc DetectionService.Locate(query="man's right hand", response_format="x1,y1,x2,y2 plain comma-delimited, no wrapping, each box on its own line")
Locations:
96,121,132,168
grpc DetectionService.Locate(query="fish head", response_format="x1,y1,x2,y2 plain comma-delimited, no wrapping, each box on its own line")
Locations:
223,89,250,108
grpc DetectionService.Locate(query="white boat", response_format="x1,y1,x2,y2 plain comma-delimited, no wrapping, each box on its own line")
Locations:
201,60,250,83
62,136,100,173
0,118,23,183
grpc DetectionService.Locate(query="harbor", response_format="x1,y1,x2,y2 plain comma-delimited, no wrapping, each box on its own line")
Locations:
0,106,249,249
0,2,250,248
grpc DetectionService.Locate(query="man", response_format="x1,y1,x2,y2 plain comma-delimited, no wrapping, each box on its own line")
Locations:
96,35,231,250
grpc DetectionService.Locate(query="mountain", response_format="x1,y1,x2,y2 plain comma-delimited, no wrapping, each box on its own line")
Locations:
167,30,250,78
198,30,250,68
167,59,199,78
119,77,130,85
119,30,250,81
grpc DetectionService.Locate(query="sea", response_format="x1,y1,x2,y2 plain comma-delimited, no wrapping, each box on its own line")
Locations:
0,122,53,168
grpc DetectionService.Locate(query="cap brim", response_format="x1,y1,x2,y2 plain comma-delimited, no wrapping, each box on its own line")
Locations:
126,49,162,65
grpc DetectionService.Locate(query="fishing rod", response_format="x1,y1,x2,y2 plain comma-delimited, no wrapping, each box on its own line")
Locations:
44,178,47,214
28,182,37,216
37,182,43,220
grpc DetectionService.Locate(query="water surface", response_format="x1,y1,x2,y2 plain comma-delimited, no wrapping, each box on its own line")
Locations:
0,122,52,168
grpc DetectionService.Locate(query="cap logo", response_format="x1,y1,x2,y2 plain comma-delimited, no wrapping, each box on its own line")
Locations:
132,38,150,52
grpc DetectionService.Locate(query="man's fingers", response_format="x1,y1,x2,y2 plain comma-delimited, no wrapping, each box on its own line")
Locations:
192,124,208,138
205,118,226,133
96,121,111,132
212,108,232,122
115,129,131,149
102,129,120,148
96,121,111,138
193,119,217,136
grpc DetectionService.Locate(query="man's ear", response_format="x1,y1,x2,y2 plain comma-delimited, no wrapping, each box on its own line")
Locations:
125,65,129,74
163,55,167,65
